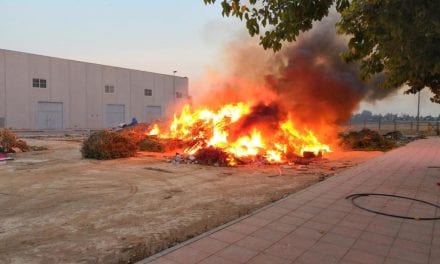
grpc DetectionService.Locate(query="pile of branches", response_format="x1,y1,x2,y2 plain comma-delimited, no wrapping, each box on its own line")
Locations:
0,129,29,153
194,147,229,166
81,130,138,159
82,124,186,160
340,129,396,151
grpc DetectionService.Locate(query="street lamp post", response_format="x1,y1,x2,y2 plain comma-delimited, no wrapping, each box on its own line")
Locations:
173,70,177,102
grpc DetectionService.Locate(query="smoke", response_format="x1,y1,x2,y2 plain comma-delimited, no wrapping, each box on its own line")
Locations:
193,14,398,141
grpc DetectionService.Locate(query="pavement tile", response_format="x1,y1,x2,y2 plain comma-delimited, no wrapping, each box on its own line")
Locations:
253,210,284,221
276,200,303,210
430,252,440,264
344,213,374,225
278,233,317,250
371,215,403,226
366,222,400,237
266,221,298,233
328,204,353,213
342,249,385,264
187,237,229,255
397,229,432,244
247,253,291,264
265,206,292,215
296,249,340,264
198,255,236,264
295,205,323,215
320,232,356,248
387,244,430,264
278,215,308,226
310,241,349,258
163,247,210,264
392,238,431,254
311,214,342,225
329,225,363,239
352,239,391,256
358,231,394,246
314,210,347,221
289,211,316,220
291,227,325,241
338,219,369,231
384,257,417,264
235,236,274,252
400,221,434,236
264,242,306,261
225,222,261,235
250,226,288,242
215,244,259,263
338,260,363,264
302,220,334,233
149,258,179,264
240,217,271,228
209,229,246,244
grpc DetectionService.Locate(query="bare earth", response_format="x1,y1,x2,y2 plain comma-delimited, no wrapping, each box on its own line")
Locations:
0,138,382,264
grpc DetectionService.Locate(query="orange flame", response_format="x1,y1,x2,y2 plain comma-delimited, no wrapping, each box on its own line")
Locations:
148,103,330,164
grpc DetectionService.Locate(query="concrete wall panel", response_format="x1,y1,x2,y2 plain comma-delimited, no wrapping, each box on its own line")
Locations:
50,58,69,128
0,50,6,126
85,64,103,129
5,51,30,129
69,61,87,129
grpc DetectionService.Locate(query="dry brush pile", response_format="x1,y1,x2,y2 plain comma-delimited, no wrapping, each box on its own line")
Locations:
0,129,30,153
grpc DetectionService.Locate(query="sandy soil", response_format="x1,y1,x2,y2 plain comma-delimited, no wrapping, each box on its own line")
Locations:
0,138,382,264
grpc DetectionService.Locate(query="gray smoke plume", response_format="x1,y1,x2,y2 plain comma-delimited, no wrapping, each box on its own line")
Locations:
195,14,398,141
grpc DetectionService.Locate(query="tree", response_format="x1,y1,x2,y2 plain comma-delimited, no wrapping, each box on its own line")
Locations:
203,0,440,103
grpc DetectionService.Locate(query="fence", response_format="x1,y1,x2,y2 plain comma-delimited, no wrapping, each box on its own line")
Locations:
345,121,440,136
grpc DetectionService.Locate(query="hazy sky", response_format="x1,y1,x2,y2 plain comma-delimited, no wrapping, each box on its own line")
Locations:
1,0,438,116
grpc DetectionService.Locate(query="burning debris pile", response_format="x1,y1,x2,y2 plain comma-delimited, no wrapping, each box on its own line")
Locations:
142,16,399,166
147,102,330,166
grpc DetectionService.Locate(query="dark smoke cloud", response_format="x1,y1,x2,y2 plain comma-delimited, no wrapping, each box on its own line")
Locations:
195,14,399,142
229,102,287,140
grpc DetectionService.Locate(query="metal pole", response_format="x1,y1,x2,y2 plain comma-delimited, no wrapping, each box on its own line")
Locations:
173,70,177,101
416,91,420,133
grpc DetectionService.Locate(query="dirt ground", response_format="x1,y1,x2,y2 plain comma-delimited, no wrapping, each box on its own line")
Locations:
0,138,382,264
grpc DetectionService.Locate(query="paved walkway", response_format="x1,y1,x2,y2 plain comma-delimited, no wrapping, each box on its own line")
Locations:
141,138,440,264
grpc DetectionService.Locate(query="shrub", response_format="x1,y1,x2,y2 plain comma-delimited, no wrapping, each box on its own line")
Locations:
0,129,29,153
340,129,396,151
81,130,137,160
138,137,165,152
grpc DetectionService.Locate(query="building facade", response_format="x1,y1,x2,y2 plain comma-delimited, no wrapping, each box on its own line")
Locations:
0,49,189,130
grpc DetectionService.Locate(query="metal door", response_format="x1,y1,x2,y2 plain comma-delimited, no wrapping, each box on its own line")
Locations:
105,104,125,127
146,106,162,123
37,102,63,129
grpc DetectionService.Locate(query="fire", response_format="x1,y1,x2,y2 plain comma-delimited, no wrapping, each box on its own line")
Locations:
148,102,330,165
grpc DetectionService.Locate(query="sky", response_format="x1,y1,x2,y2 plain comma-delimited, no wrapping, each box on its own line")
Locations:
1,0,438,116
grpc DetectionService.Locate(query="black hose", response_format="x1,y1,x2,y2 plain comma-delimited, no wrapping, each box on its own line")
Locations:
345,193,440,221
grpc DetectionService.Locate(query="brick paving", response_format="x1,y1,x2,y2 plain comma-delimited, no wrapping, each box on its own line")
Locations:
139,138,440,264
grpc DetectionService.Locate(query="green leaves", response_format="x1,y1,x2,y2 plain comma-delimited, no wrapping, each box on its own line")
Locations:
204,0,334,52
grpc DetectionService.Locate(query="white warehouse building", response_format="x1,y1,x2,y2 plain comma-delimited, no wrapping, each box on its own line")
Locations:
0,49,189,130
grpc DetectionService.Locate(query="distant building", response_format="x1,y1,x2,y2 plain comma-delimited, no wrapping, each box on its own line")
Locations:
0,49,189,129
